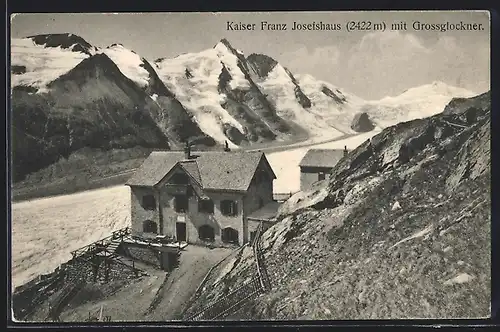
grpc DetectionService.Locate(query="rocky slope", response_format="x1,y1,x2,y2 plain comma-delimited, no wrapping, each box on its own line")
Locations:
187,91,491,319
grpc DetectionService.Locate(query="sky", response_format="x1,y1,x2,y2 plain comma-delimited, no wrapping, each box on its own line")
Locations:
11,11,490,100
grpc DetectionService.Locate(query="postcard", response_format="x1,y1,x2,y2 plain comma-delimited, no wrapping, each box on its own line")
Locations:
9,10,491,322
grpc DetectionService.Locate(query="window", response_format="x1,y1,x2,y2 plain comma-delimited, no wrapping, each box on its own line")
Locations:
221,228,239,244
174,195,189,213
143,220,157,234
198,225,215,242
198,198,214,214
220,200,238,216
142,195,156,210
258,197,264,208
318,172,326,181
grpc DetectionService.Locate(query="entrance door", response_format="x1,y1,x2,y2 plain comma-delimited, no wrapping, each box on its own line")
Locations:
176,222,186,242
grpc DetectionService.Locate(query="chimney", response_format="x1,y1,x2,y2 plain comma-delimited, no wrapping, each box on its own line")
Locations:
343,145,348,157
224,140,230,152
184,141,191,159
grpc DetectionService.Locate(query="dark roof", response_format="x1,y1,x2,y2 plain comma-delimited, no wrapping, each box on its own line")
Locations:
126,150,276,192
299,149,346,168
247,201,281,222
126,151,184,187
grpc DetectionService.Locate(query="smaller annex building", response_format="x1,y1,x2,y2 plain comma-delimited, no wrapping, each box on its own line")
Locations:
298,146,348,190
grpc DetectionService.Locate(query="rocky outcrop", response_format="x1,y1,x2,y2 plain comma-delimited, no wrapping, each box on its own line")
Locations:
443,91,490,116
246,53,278,79
186,92,491,320
222,123,248,146
284,67,312,109
350,112,375,132
11,65,26,74
321,86,347,104
28,33,98,55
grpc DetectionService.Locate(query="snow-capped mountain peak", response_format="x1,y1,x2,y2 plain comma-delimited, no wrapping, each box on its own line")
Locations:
214,38,237,53
102,43,150,88
364,81,477,128
382,80,475,103
11,36,92,92
107,43,124,48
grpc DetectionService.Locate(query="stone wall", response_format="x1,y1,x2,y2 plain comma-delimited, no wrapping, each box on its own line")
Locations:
123,245,161,269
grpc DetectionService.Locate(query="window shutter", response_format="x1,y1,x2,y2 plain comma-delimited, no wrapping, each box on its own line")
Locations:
232,201,238,216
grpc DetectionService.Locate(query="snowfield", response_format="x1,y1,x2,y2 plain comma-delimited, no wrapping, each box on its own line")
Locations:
11,186,130,289
11,132,379,289
11,38,89,92
102,44,151,88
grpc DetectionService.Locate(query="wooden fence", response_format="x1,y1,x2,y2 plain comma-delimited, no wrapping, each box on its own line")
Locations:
252,222,271,292
70,227,130,259
185,221,271,321
186,276,262,321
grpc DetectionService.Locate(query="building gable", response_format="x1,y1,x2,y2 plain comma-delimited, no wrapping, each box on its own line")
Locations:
249,155,276,186
157,163,206,199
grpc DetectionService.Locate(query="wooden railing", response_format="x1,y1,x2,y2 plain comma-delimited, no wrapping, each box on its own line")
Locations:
253,222,271,292
185,221,271,321
182,243,247,318
186,276,262,321
252,222,267,292
70,227,130,259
